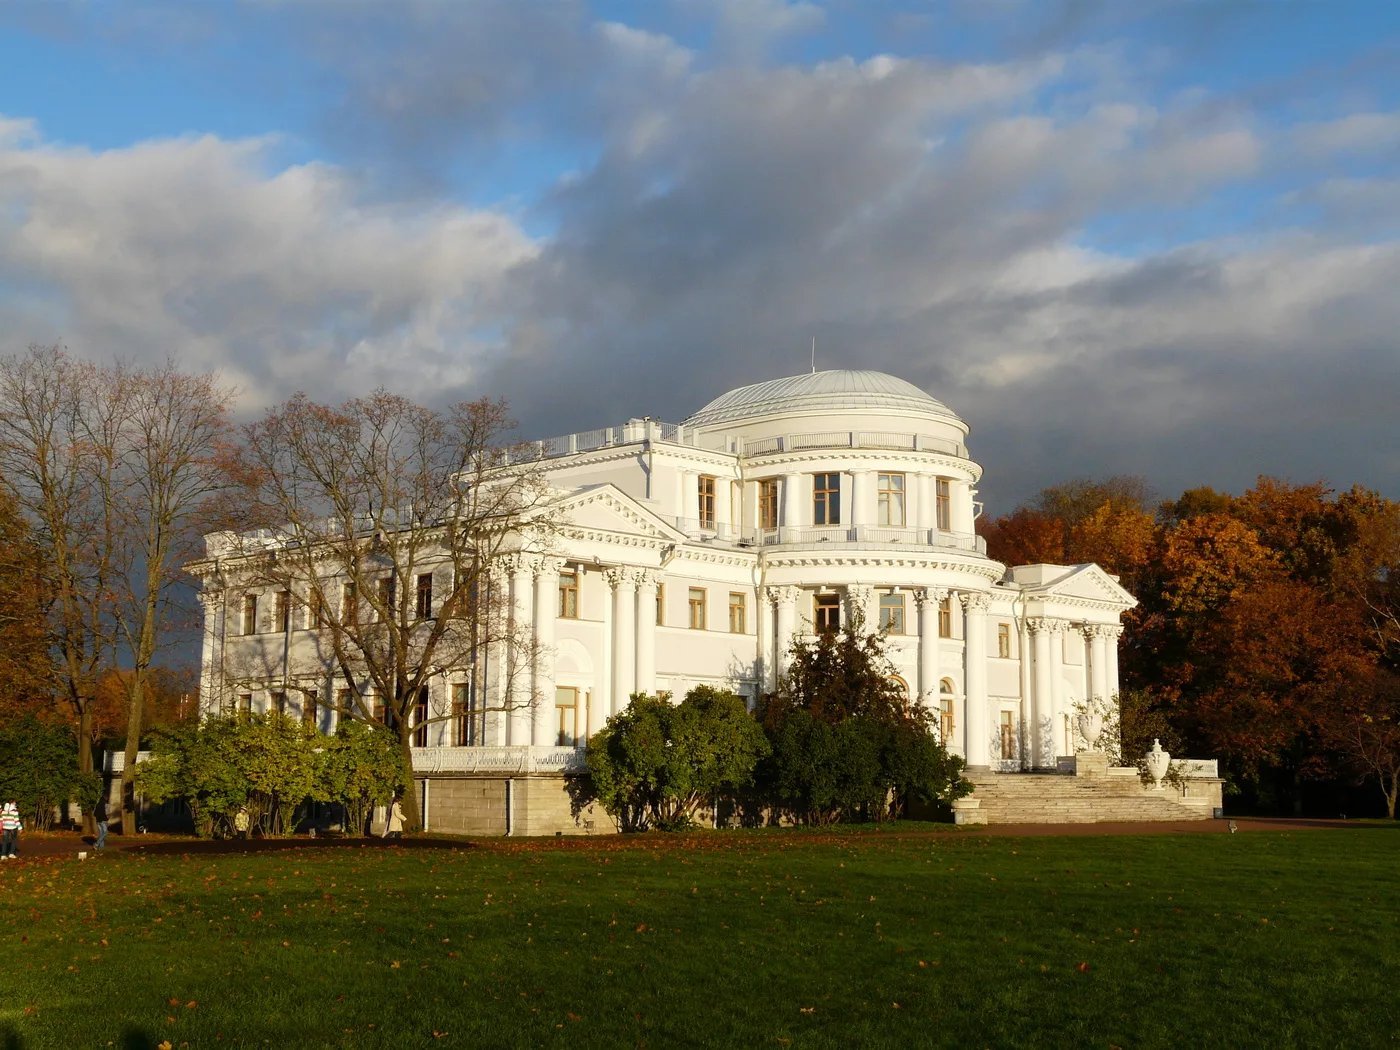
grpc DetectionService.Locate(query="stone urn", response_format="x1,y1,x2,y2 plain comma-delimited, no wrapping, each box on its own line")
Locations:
1145,738,1171,790
1077,710,1104,751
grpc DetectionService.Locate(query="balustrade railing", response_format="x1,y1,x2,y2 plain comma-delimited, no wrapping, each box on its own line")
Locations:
505,421,970,464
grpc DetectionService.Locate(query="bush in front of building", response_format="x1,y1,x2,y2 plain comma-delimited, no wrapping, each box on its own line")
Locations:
750,621,969,824
137,714,405,837
0,713,100,830
575,686,770,832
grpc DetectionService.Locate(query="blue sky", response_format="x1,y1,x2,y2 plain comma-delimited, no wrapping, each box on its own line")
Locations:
1,0,1397,511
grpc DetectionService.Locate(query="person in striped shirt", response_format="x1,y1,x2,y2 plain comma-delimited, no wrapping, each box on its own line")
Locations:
0,801,21,859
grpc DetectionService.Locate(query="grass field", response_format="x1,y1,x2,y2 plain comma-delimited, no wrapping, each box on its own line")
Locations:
1,825,1396,1048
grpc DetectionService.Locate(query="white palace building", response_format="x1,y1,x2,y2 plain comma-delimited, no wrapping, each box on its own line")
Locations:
197,369,1220,833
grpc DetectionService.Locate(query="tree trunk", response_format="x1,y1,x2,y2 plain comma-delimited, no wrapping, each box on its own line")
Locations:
398,730,421,831
120,674,146,834
77,704,96,836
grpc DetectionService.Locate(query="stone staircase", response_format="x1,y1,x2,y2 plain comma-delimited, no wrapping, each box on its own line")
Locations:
962,770,1214,824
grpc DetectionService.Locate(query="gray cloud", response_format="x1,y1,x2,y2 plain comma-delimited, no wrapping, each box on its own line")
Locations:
0,3,1396,513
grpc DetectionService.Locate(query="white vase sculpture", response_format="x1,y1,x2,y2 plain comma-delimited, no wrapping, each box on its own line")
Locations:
1078,710,1104,751
1145,738,1171,790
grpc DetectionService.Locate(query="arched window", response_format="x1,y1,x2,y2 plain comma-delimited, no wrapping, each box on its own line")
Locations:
938,678,956,745
888,675,909,700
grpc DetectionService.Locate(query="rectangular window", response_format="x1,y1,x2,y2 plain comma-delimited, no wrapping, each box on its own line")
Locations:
413,687,429,747
938,596,953,638
306,587,324,630
656,583,665,626
698,475,716,529
998,623,1012,659
372,693,398,732
728,592,746,634
879,591,905,634
302,690,320,730
940,697,955,745
814,592,841,633
877,473,906,527
759,479,778,530
241,594,258,636
556,686,579,747
238,693,253,715
376,576,395,622
452,682,478,746
341,582,358,625
271,691,287,716
416,573,434,619
1000,710,1015,760
936,478,952,532
813,472,841,525
336,687,355,718
688,588,707,630
559,568,580,619
274,591,290,633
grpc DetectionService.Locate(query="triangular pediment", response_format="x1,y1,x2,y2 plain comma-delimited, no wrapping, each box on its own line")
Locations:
1011,563,1137,609
542,484,686,542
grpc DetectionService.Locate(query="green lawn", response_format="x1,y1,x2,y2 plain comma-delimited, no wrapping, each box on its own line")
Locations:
1,825,1396,1048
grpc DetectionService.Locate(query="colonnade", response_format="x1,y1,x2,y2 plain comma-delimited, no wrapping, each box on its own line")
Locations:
758,584,1122,770
498,556,661,748
493,557,1123,769
675,469,973,534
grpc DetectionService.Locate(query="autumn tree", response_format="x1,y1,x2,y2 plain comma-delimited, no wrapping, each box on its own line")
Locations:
0,490,51,714
0,347,232,833
219,391,552,831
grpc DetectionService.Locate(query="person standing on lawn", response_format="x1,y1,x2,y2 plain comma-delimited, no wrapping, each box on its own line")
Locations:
1,801,21,859
233,806,251,839
93,796,109,850
385,796,405,839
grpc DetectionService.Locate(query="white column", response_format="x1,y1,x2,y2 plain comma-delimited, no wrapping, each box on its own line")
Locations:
1088,625,1109,704
851,470,873,529
782,473,801,536
608,568,637,713
773,585,800,682
1105,624,1122,699
508,558,534,746
758,586,775,693
714,478,732,539
1029,619,1053,769
590,570,611,739
916,588,944,706
531,557,561,748
845,584,875,633
635,569,659,696
952,480,973,534
1049,621,1067,758
961,592,991,768
199,590,223,716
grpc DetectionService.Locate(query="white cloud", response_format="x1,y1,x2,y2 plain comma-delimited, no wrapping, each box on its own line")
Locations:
0,122,535,409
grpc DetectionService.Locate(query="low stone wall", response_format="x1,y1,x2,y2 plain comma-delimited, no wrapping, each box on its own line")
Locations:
416,775,612,837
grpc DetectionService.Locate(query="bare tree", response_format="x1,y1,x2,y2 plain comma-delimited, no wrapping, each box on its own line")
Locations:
215,391,553,830
0,346,233,834
0,347,125,819
113,363,234,832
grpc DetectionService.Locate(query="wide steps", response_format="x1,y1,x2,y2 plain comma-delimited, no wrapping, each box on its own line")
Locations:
964,772,1211,824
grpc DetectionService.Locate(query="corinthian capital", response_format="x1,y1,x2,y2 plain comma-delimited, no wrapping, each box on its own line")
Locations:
913,586,948,608
604,566,635,589
959,591,992,613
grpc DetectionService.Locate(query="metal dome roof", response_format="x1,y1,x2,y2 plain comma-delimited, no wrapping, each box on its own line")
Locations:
683,369,960,428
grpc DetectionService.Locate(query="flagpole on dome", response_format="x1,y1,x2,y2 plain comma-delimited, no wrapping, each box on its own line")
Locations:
810,336,816,375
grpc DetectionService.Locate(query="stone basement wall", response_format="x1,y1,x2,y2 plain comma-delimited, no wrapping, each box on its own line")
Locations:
417,775,613,837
